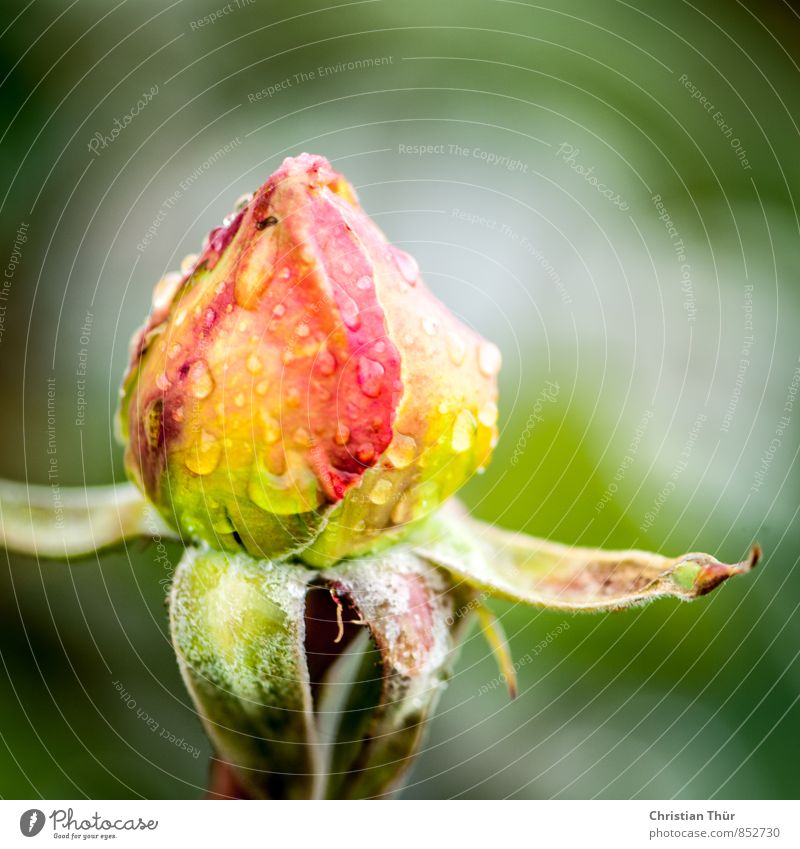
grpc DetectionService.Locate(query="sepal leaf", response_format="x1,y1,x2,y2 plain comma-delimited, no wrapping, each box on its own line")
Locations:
412,502,759,612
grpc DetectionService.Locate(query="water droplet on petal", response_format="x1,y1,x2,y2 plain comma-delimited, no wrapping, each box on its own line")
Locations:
273,303,286,317
172,405,185,423
180,253,198,275
317,349,336,376
391,493,413,525
338,290,361,330
452,409,477,453
152,272,182,314
234,393,245,408
155,372,171,391
354,518,367,532
248,450,321,514
356,275,373,290
385,432,417,469
422,317,438,336
334,423,350,445
478,401,498,427
286,387,300,407
390,246,419,285
446,331,466,365
167,343,182,360
357,356,384,398
369,478,394,505
293,427,311,447
478,342,502,377
234,192,252,212
185,430,221,475
246,353,262,374
187,360,214,398
356,442,375,464
255,380,269,396
261,413,281,444
296,322,310,337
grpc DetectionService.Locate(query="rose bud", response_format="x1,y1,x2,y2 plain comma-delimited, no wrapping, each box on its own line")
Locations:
119,154,498,565
0,150,761,803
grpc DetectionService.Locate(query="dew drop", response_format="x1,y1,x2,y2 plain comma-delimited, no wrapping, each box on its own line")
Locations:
356,442,376,464
261,413,281,444
234,393,245,408
478,401,498,427
167,343,182,360
391,494,413,525
452,409,477,453
334,423,350,445
293,427,311,447
152,272,182,314
155,372,171,391
446,332,466,366
317,349,336,376
172,405,185,423
286,387,300,407
369,478,394,505
247,451,321,515
273,303,286,317
385,432,417,469
478,342,502,377
246,353,262,374
390,246,419,285
187,360,214,398
185,430,221,475
354,518,367,532
357,356,384,398
180,253,198,275
422,317,438,336
356,275,373,290
234,192,252,212
338,290,361,330
296,322,310,337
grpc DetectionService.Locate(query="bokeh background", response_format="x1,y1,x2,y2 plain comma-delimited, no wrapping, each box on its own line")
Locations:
1,0,798,799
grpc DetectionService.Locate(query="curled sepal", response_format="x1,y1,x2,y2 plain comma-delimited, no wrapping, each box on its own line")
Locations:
320,550,469,799
412,503,759,612
169,547,320,799
0,479,176,559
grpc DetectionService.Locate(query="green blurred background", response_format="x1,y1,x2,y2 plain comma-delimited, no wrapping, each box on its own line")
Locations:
1,0,798,799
